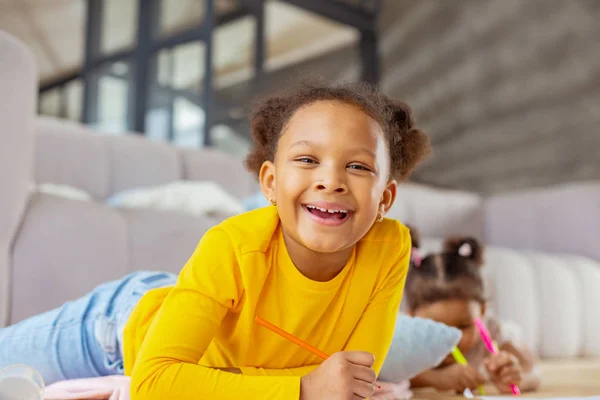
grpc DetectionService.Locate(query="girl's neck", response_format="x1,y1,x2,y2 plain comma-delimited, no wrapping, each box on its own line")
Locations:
282,229,353,282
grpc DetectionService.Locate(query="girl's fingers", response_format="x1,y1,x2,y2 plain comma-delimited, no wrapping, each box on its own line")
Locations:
501,372,522,385
498,364,521,380
488,354,512,372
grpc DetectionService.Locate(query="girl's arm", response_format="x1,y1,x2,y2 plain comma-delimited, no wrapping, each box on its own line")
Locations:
129,228,301,400
240,365,320,376
410,364,486,393
409,369,440,388
219,365,320,377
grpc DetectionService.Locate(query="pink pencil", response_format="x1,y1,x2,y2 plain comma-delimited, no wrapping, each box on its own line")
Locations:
474,318,521,396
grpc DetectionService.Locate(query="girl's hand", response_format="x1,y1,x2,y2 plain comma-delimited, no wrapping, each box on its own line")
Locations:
485,351,522,394
299,351,377,400
433,364,486,393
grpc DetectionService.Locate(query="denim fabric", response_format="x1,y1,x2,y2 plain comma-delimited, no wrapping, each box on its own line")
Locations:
0,271,176,385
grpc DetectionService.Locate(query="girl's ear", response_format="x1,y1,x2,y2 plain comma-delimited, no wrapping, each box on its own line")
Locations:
379,179,397,217
480,301,487,318
259,160,276,203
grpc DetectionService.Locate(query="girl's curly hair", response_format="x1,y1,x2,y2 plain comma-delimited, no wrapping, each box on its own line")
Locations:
244,79,431,181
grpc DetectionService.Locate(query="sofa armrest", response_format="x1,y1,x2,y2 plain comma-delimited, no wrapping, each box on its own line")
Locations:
0,31,37,326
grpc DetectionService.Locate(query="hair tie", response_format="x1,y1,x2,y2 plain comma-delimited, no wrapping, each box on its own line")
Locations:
411,247,422,267
458,242,472,257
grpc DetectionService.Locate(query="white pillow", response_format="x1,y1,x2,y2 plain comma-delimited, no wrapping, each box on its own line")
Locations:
106,181,244,218
379,314,462,383
29,182,93,201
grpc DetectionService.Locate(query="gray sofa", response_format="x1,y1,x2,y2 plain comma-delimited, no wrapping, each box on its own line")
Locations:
1,30,599,362
0,30,258,326
10,116,257,324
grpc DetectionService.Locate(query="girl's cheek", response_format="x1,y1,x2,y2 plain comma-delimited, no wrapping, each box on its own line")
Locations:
460,329,478,353
457,336,470,353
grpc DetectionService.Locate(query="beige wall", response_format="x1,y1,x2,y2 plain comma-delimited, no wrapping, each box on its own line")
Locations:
379,0,599,194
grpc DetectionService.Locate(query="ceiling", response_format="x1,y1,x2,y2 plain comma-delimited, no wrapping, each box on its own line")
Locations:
0,0,359,88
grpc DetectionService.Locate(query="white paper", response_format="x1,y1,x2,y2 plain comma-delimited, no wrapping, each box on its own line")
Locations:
480,397,600,400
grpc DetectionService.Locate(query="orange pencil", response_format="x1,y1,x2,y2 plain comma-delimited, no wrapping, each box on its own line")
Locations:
255,316,330,360
255,316,381,389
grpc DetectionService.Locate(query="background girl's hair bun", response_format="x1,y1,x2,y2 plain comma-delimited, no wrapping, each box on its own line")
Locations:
406,224,421,249
443,236,484,266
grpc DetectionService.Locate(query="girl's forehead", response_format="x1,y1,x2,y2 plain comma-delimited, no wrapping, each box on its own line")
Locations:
280,101,384,145
288,100,376,123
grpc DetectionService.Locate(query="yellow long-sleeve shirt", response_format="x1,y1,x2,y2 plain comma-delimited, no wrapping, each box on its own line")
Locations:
123,206,410,399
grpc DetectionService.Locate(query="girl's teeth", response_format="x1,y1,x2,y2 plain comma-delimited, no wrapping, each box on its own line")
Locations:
307,205,348,214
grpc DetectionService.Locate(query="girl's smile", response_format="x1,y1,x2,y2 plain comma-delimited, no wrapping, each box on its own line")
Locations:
302,202,354,227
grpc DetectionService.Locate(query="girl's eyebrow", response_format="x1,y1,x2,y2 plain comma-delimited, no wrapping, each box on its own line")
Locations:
288,140,376,158
288,140,314,150
351,147,376,159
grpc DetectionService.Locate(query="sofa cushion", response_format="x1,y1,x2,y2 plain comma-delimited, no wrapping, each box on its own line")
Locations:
35,116,111,199
104,135,182,197
484,182,600,261
11,193,129,323
387,183,484,240
564,255,600,356
119,208,221,274
179,148,257,199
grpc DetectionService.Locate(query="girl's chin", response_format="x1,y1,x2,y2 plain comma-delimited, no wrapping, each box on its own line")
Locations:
303,239,347,254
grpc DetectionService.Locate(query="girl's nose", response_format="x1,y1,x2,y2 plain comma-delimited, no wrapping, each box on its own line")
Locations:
313,169,348,194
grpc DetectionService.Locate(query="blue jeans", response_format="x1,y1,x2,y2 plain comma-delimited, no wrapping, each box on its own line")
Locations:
0,271,176,385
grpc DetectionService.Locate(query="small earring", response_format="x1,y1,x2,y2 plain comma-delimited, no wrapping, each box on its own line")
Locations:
376,212,383,223
269,197,277,206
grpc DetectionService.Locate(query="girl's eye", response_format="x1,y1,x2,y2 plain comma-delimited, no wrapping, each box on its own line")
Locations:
348,164,371,171
296,157,316,164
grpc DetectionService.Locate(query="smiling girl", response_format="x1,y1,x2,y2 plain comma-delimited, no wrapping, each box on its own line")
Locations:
0,81,431,400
